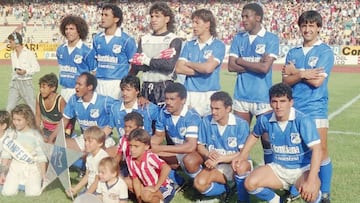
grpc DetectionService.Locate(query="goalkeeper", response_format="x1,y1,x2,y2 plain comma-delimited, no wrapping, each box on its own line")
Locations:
129,1,182,107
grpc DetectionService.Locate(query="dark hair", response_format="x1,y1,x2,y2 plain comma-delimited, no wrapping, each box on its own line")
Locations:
298,10,322,27
191,9,217,37
269,83,293,101
150,1,175,32
128,128,151,146
11,104,37,129
80,72,97,91
8,32,22,45
0,110,10,130
124,111,144,127
102,4,123,27
164,82,187,100
120,75,140,92
39,73,59,92
243,3,264,23
60,15,89,41
210,91,233,108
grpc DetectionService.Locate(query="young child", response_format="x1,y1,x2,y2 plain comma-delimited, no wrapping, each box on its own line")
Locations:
95,157,128,203
126,128,175,203
35,73,67,143
1,104,47,196
67,126,109,196
0,110,11,185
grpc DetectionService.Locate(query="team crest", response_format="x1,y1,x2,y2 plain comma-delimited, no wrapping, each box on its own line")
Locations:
179,127,186,137
255,44,266,54
290,133,301,144
308,56,318,67
73,55,83,64
204,50,213,59
228,137,237,148
59,54,63,59
90,109,100,118
113,44,122,54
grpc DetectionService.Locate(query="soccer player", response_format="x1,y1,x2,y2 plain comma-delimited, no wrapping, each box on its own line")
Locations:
151,82,203,184
6,32,40,113
92,4,137,99
61,72,115,152
130,1,182,106
282,10,334,203
232,83,322,203
228,3,279,164
57,15,95,103
195,91,250,203
175,9,225,117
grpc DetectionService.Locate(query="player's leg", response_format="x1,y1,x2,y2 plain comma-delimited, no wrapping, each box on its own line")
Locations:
141,187,165,203
317,123,332,202
234,159,252,203
245,164,283,203
194,168,227,196
295,170,321,203
182,151,204,178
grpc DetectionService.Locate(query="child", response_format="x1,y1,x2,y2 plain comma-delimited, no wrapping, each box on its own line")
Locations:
0,110,11,185
67,126,109,196
35,73,67,143
126,128,175,203
95,157,128,203
1,104,47,196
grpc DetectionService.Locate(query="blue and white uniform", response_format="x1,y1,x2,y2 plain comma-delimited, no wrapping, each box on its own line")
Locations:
109,99,160,137
178,37,225,116
229,27,279,113
253,108,320,169
92,28,137,99
57,40,95,102
285,40,334,120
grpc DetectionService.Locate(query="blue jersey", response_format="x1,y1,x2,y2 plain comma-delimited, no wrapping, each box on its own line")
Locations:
179,37,225,92
155,106,201,145
92,28,137,80
63,93,114,131
57,41,95,88
285,41,334,119
198,113,249,155
229,28,279,103
253,108,320,169
109,100,160,137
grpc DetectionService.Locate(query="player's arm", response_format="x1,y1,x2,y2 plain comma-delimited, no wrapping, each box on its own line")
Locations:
217,151,241,164
228,56,246,73
153,162,171,192
151,130,166,145
129,39,145,75
152,137,197,154
132,177,143,203
184,55,220,74
234,54,275,74
282,64,326,87
231,133,258,170
175,59,196,75
197,144,210,159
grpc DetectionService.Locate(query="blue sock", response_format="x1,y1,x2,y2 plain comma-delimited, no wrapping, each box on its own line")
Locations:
186,165,202,179
235,174,249,202
168,169,184,186
202,182,226,197
289,185,299,196
248,187,277,201
263,149,273,164
319,158,332,196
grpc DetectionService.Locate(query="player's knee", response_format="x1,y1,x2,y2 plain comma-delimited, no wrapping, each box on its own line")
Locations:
194,175,209,192
235,160,251,175
141,190,154,202
244,175,257,191
183,154,202,172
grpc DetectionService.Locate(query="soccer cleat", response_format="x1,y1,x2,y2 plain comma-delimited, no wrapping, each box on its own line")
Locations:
321,193,331,203
283,191,301,203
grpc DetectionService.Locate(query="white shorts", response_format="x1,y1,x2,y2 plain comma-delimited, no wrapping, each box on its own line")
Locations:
60,88,76,103
315,119,329,128
215,164,234,181
74,134,116,151
96,79,121,100
233,99,271,116
186,91,216,117
268,163,310,190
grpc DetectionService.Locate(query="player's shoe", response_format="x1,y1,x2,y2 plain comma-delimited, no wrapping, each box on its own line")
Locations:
283,190,301,203
321,193,331,203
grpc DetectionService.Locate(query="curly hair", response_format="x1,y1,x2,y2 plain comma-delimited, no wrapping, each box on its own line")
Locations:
59,15,89,41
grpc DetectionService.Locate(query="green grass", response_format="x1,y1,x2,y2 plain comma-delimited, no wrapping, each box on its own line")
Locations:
0,65,359,202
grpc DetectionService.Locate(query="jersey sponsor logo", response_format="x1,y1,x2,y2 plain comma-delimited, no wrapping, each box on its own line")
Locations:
97,55,118,63
204,50,213,59
112,44,122,54
255,44,266,55
78,119,98,127
208,145,237,155
74,55,83,64
308,56,318,67
228,137,237,148
272,144,300,154
290,133,301,144
275,155,300,161
90,109,100,118
242,56,261,63
59,65,77,73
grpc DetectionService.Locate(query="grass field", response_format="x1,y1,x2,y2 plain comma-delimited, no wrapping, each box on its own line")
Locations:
0,65,359,202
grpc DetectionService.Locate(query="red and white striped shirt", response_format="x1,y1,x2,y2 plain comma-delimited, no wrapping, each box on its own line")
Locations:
117,135,130,159
127,150,170,187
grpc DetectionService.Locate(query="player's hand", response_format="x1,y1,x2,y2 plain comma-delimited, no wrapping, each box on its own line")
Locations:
137,96,150,110
204,158,217,169
157,48,176,59
300,68,324,80
282,62,297,76
207,150,220,161
143,186,157,193
66,187,77,197
231,157,245,171
298,176,320,202
260,54,273,63
131,53,144,65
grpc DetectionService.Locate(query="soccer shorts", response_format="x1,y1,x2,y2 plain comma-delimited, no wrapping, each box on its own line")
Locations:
60,88,76,103
233,99,271,116
268,163,310,190
97,79,121,100
186,91,216,117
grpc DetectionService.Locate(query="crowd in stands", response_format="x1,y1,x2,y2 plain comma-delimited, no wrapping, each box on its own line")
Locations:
0,0,359,45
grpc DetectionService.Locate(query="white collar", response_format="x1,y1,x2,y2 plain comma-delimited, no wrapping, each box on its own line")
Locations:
78,92,98,104
210,112,237,126
64,39,83,49
120,99,138,111
269,107,296,122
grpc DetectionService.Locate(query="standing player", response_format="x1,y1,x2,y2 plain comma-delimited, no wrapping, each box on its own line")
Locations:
6,32,40,113
130,1,182,106
92,4,137,99
282,10,334,203
175,9,225,117
195,91,250,203
232,83,322,203
228,3,279,164
57,15,95,103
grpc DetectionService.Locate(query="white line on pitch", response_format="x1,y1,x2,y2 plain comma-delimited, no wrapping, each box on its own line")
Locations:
329,93,360,120
329,130,360,136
